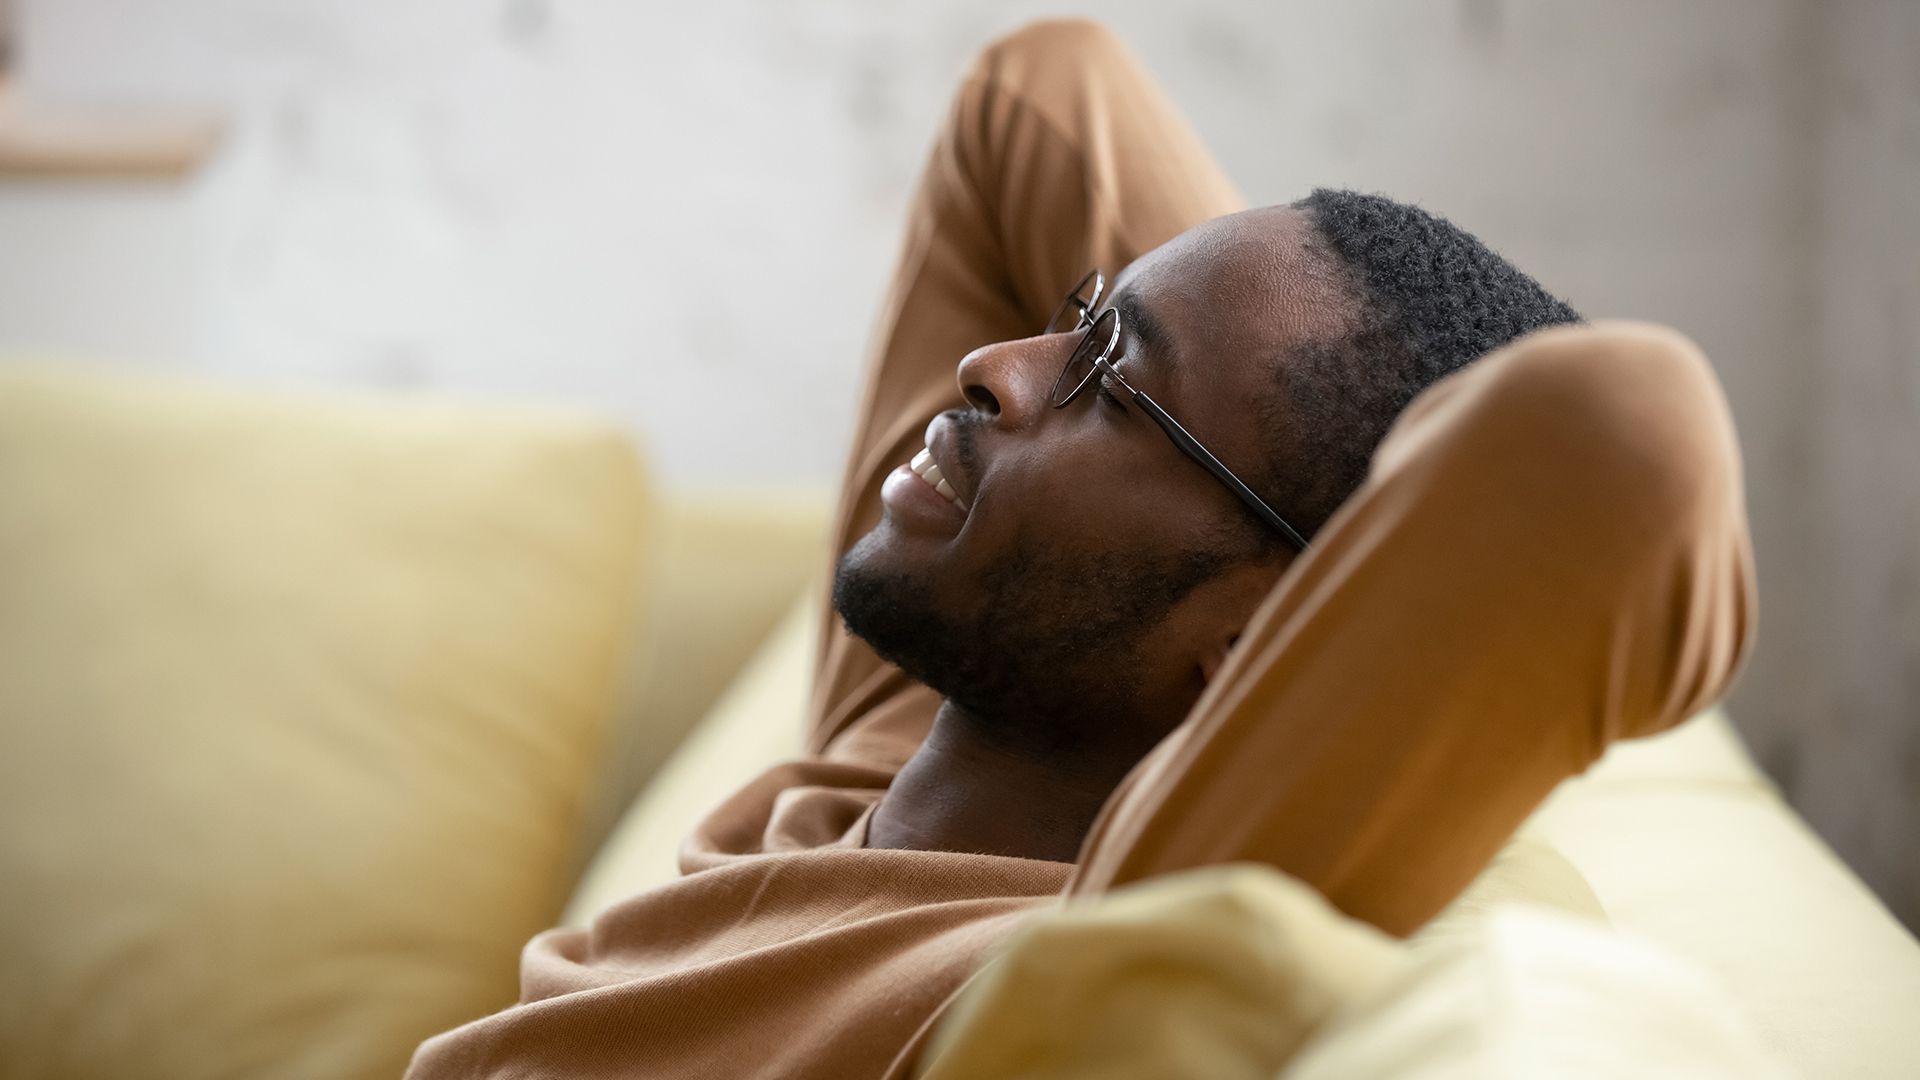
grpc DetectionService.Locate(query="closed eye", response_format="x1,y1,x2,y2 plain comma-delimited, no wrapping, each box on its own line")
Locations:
1095,372,1128,412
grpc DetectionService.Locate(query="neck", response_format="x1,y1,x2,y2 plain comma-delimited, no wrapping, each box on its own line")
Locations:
864,700,1146,864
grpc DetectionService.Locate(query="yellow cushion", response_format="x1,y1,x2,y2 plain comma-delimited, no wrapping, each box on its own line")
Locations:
0,365,650,1080
1286,907,1791,1078
912,863,1773,1080
914,864,1406,1080
905,839,1610,1080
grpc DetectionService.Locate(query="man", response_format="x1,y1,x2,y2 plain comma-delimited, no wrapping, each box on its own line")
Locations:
407,18,1753,1079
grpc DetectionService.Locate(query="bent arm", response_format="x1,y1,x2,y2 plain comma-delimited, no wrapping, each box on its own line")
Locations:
1068,322,1757,936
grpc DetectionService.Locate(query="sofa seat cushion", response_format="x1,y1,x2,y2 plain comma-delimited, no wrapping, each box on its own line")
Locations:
1284,905,1789,1079
1526,713,1920,1079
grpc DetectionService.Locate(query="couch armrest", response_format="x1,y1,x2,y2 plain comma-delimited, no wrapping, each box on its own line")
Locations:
578,488,832,854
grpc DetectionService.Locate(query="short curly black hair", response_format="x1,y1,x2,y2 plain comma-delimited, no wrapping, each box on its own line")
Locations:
1256,189,1582,544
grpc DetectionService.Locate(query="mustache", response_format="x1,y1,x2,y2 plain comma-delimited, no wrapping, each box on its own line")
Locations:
951,409,983,496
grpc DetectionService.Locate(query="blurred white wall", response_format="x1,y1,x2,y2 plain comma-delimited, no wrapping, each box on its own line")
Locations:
0,1,1913,927
0,0,1820,486
1799,0,1919,934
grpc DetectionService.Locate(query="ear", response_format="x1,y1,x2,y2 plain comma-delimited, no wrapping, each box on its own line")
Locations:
1199,631,1241,684
1186,555,1290,686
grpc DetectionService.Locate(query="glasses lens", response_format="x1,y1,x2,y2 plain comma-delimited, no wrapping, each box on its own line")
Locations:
1049,307,1118,406
1044,270,1103,336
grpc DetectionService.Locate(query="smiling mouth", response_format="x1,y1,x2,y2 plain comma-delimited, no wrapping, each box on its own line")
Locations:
909,446,968,510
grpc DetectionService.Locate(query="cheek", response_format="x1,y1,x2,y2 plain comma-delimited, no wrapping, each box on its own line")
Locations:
969,432,1192,553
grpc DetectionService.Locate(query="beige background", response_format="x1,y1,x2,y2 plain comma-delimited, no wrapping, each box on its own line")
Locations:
0,0,1913,929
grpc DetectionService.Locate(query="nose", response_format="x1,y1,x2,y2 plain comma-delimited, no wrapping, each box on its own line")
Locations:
956,333,1063,429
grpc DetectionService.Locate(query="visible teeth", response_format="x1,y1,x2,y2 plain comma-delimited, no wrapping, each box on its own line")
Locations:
906,444,966,510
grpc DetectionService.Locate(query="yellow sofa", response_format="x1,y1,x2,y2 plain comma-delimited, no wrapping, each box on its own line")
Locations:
3,365,1916,1079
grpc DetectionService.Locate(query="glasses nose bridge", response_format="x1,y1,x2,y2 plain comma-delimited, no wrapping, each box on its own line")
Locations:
959,269,1106,423
1048,303,1121,409
1047,269,1106,337
1063,295,1095,332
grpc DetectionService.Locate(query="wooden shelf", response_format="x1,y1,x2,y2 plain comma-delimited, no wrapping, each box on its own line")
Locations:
0,84,223,180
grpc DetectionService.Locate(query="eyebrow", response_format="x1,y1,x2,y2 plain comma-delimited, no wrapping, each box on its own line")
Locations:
1114,291,1168,369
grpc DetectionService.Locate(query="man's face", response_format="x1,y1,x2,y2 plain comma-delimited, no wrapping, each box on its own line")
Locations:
834,206,1354,755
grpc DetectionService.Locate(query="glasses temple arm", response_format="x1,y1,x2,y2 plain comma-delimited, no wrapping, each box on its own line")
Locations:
1133,392,1311,552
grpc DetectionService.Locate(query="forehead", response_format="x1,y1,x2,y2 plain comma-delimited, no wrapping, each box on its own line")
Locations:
1109,205,1356,384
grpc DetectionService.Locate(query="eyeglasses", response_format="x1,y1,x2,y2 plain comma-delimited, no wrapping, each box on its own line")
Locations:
1045,270,1309,551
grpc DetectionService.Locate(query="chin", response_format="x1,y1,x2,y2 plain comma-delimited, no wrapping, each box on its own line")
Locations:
833,529,989,694
837,520,909,590
833,530,938,650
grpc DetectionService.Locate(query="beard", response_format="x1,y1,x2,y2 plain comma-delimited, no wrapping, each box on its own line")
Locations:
831,519,1234,756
